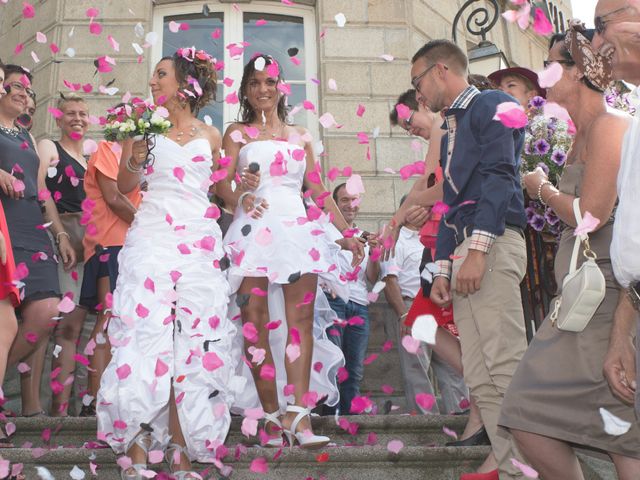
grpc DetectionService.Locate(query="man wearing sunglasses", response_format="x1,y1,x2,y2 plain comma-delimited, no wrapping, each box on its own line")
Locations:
592,0,640,422
410,40,528,480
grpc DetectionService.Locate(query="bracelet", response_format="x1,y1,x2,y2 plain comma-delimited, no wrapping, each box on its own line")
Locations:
238,191,251,208
126,156,143,173
537,180,553,206
55,231,70,245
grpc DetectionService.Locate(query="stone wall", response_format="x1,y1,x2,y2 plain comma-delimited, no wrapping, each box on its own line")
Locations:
0,0,572,233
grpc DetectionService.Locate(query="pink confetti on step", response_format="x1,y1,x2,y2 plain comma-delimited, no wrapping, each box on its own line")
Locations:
387,439,404,454
415,392,436,411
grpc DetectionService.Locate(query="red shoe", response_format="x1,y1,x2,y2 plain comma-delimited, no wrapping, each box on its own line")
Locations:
460,469,499,480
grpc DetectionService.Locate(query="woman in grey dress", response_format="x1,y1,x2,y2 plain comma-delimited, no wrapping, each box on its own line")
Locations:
0,65,76,416
500,25,640,479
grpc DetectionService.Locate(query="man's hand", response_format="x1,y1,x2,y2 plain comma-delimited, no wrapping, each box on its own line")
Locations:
405,205,431,229
454,250,487,295
399,313,411,337
430,276,451,308
603,297,638,405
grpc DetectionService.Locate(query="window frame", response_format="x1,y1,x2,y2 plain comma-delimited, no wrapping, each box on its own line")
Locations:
151,1,319,139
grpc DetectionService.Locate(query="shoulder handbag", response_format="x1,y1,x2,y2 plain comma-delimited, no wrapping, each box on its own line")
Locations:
549,198,606,332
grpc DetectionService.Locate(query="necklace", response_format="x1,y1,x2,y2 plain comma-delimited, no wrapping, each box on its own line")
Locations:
260,111,284,139
173,124,199,141
0,125,19,137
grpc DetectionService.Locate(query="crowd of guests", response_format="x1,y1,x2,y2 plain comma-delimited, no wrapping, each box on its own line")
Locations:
0,0,638,479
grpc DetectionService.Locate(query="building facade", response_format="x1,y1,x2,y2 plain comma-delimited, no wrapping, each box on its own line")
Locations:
0,0,572,231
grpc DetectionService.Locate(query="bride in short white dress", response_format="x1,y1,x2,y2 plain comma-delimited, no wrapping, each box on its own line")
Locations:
219,54,364,450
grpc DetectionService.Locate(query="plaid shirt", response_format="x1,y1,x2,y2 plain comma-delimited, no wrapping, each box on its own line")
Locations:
434,87,526,279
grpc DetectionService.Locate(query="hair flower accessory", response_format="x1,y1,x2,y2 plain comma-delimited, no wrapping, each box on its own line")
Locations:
176,46,215,64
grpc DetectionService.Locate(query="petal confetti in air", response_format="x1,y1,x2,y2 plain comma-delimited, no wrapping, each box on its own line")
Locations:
411,315,437,345
599,407,632,436
536,62,563,88
334,12,347,27
494,102,528,128
511,458,539,479
345,174,365,196
533,7,554,36
574,211,600,236
415,392,436,411
401,335,421,354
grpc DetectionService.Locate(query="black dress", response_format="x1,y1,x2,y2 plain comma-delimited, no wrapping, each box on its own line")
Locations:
0,127,60,302
45,141,86,214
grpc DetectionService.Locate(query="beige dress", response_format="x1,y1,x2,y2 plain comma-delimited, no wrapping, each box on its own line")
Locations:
500,163,640,459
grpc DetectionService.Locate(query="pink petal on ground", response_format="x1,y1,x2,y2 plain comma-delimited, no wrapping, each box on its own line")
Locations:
250,457,268,473
381,384,394,394
387,439,404,454
22,2,35,18
537,62,563,88
241,417,258,437
443,426,458,439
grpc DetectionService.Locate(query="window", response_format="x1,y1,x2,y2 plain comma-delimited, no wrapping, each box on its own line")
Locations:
152,2,318,137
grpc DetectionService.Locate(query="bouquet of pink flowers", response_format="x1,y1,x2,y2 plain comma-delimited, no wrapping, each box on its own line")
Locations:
103,98,171,142
521,96,574,238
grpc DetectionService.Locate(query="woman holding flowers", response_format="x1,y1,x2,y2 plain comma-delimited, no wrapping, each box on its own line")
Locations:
97,48,241,479
500,24,640,479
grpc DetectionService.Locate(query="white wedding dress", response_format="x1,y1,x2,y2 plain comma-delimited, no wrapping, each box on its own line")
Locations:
97,135,244,462
224,140,345,412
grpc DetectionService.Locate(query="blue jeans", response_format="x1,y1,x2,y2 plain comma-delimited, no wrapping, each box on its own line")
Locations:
325,294,370,414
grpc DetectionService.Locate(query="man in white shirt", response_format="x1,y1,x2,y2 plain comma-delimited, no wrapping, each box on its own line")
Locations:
381,200,468,415
592,0,640,417
324,183,380,414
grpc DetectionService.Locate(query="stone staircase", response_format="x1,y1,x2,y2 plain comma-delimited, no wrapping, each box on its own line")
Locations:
0,301,618,479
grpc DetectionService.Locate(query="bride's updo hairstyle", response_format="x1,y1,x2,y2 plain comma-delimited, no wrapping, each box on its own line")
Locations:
162,47,218,114
238,54,288,124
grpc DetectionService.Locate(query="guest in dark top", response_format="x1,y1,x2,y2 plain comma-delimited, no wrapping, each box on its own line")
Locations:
0,64,76,417
405,40,528,479
37,95,89,416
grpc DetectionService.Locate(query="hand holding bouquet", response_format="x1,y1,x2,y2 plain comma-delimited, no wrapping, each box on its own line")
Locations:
103,98,171,142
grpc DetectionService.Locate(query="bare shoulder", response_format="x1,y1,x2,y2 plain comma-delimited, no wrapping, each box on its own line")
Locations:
591,110,632,134
200,123,222,149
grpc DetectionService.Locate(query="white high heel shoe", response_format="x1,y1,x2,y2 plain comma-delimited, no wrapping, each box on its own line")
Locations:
120,431,153,480
263,410,285,448
282,405,330,450
165,443,202,479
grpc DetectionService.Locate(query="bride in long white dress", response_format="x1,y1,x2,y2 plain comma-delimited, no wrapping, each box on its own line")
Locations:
97,48,242,479
218,54,365,450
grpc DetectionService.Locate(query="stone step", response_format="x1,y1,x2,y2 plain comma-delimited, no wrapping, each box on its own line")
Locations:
0,445,616,480
0,445,489,480
8,414,469,449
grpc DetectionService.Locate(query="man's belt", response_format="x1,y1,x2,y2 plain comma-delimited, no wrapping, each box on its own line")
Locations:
628,281,640,312
457,224,525,244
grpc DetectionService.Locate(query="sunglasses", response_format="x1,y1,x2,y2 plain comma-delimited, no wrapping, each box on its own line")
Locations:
543,60,575,68
595,5,633,34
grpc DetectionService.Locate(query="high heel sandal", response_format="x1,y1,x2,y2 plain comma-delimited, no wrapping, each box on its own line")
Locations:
263,411,284,448
120,431,153,480
165,443,202,479
282,405,330,450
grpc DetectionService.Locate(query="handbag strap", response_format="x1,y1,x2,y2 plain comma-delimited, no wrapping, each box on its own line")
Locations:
569,197,597,274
